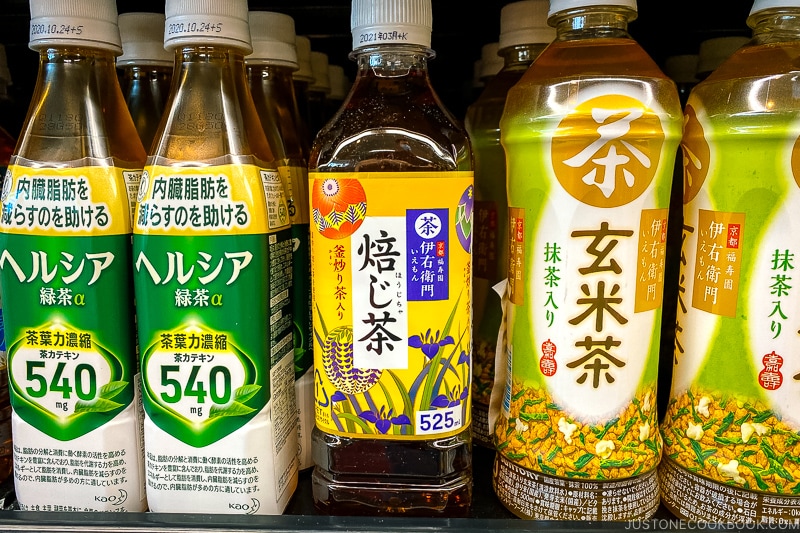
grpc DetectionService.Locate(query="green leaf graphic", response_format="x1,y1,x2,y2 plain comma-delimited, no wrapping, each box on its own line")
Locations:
209,401,257,419
234,384,261,404
99,381,128,400
75,397,124,414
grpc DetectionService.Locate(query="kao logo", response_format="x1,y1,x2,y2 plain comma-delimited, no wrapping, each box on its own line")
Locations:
552,95,664,208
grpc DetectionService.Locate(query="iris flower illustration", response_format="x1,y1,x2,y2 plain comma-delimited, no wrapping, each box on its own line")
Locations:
431,385,469,408
358,406,411,434
409,328,454,359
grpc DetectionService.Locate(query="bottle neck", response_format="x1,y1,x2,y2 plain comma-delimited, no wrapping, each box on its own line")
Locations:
551,7,634,41
122,64,174,80
749,9,800,44
500,43,550,68
351,44,433,77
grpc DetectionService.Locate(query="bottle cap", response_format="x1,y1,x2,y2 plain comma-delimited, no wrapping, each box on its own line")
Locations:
548,0,637,22
309,51,331,94
350,0,432,50
480,42,503,79
0,45,11,86
663,54,699,84
750,0,800,15
696,36,749,77
29,0,123,54
117,13,173,67
293,36,315,82
328,64,348,100
247,11,299,69
499,0,556,51
164,0,252,53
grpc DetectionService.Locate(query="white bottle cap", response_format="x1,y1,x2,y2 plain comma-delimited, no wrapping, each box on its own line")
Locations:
480,42,503,79
548,0,637,21
499,0,556,51
0,45,11,86
663,54,699,84
293,35,315,82
164,0,252,53
247,11,299,69
309,51,331,94
117,13,173,67
29,0,123,54
696,36,749,76
750,0,800,15
350,0,432,51
328,64,348,100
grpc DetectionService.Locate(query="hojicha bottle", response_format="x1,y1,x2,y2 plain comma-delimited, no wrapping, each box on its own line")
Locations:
0,0,147,511
660,0,800,522
464,0,554,449
493,0,681,521
132,0,298,514
117,12,174,154
246,9,314,472
308,0,474,516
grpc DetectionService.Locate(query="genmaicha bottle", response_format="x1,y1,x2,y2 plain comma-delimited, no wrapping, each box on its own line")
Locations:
660,0,800,522
492,0,681,520
308,0,474,516
246,9,314,472
117,12,174,155
132,0,298,514
0,0,147,512
464,0,554,449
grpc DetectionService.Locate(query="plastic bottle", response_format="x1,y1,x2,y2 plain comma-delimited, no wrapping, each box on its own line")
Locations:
464,0,554,449
292,36,315,147
660,0,800,522
308,0,473,517
117,12,174,154
0,0,147,511
246,9,314,472
307,51,331,139
478,42,503,85
326,64,348,122
132,0,298,514
493,0,682,520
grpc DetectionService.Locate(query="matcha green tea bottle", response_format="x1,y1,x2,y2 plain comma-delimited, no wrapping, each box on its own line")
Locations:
660,0,800,523
117,12,174,154
464,0,554,449
246,10,314,472
0,0,147,511
493,0,682,520
133,0,298,514
309,0,474,516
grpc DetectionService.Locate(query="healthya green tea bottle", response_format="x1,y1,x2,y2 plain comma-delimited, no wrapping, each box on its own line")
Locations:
246,9,314,472
0,0,147,511
308,0,474,516
132,0,298,514
493,0,681,520
465,0,554,449
660,0,800,523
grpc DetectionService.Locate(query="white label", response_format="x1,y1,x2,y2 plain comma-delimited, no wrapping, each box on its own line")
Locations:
260,171,290,230
415,404,463,435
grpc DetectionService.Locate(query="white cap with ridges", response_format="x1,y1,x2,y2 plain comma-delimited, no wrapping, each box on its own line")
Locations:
499,0,555,50
248,11,298,69
350,0,432,50
750,0,800,15
118,13,172,67
480,42,503,79
164,0,252,53
309,51,331,94
548,0,637,21
293,36,314,82
29,0,122,54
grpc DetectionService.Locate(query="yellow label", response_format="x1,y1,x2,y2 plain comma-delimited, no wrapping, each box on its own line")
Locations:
278,164,310,226
0,165,132,236
508,207,525,306
310,171,473,440
134,164,289,236
691,209,745,317
635,208,668,312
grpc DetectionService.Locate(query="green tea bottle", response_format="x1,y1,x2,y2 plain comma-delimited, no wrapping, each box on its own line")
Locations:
0,0,147,511
132,0,298,514
493,0,681,520
117,12,174,154
246,9,314,472
464,0,554,449
308,0,474,516
660,0,800,522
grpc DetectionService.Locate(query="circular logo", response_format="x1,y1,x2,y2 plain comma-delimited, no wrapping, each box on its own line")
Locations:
311,178,367,239
137,170,149,204
414,212,442,239
552,95,664,208
682,105,710,204
455,185,473,252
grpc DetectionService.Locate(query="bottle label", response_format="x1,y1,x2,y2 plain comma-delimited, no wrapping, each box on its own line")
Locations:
133,164,297,513
662,102,800,514
498,91,680,482
310,171,473,440
0,164,145,510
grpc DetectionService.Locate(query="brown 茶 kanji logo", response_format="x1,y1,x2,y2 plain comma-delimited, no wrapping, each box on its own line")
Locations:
681,104,710,204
